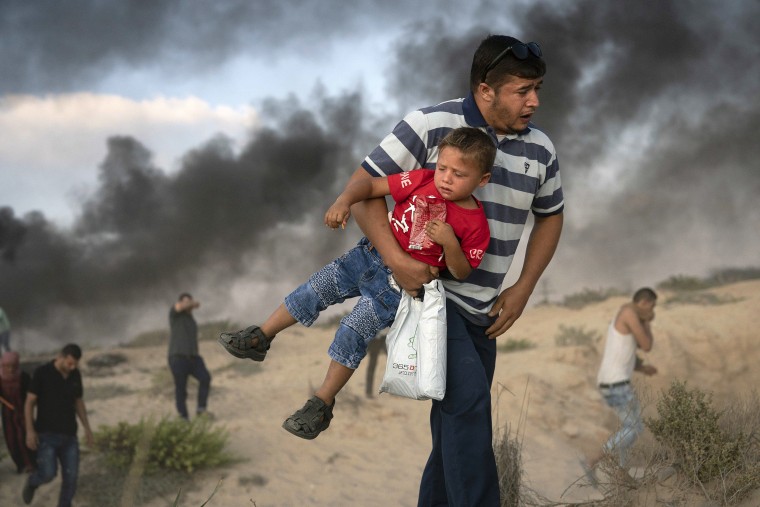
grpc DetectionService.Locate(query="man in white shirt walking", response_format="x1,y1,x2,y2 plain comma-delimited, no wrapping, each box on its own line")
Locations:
585,287,658,479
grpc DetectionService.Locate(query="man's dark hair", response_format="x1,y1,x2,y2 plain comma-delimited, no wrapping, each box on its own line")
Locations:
470,35,546,93
178,292,193,301
61,343,82,359
633,287,658,303
438,127,496,175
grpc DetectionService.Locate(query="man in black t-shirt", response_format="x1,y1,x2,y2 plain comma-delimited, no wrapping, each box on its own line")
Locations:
22,343,93,507
169,292,212,420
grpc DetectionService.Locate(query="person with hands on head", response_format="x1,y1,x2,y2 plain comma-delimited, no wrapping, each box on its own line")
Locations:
347,34,564,506
219,127,494,441
22,343,93,507
583,287,659,484
168,292,212,420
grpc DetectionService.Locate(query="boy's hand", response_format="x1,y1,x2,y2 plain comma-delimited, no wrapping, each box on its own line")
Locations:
425,219,456,247
325,201,351,229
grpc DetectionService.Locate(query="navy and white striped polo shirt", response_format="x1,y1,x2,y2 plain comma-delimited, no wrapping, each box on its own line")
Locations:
361,93,564,325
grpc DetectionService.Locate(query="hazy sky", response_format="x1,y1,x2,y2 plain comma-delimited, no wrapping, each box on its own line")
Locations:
1,0,758,347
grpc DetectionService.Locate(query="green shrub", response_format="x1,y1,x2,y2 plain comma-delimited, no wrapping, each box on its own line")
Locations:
664,291,741,306
498,338,535,353
86,383,134,401
559,287,626,309
94,416,234,474
708,266,760,286
657,274,713,292
655,267,760,294
646,380,746,485
554,324,599,347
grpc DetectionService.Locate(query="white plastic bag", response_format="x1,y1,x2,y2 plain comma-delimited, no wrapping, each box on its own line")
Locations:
379,279,447,400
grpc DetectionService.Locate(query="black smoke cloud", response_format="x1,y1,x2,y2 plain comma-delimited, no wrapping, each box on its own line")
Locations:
0,90,367,340
1,0,759,345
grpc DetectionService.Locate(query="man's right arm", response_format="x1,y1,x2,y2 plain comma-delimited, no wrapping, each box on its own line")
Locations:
174,298,199,313
347,167,437,293
619,305,654,351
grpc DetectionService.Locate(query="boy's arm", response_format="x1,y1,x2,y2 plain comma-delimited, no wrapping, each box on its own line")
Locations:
424,220,472,280
325,176,390,229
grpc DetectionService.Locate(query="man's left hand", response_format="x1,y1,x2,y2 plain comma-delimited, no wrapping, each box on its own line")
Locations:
84,428,95,447
485,284,531,339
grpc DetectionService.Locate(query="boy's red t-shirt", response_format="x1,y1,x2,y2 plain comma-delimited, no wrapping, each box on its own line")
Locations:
387,170,490,270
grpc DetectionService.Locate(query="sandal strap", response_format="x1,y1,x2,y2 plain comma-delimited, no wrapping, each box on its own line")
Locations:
287,397,334,434
229,325,270,353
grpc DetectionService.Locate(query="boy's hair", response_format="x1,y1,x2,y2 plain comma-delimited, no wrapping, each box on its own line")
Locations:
633,287,658,303
470,34,546,92
178,292,193,301
438,127,496,175
61,343,82,360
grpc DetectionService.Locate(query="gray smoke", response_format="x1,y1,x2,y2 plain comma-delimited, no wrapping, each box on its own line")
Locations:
387,0,760,292
0,90,368,343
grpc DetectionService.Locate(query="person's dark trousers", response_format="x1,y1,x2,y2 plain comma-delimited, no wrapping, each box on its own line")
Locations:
168,355,212,419
417,299,499,507
27,432,79,507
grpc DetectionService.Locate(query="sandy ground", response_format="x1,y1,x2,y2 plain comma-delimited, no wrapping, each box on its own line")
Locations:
1,280,759,506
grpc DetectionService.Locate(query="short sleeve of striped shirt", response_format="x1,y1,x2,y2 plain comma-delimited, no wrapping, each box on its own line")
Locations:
361,109,442,177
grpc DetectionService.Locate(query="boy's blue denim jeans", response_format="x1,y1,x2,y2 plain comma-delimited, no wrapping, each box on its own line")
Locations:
285,237,401,369
28,432,79,507
601,383,643,466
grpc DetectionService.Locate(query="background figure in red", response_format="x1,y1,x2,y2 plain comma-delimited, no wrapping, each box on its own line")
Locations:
0,351,35,473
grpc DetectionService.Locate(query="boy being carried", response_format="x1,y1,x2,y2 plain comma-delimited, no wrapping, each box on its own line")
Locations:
218,127,495,439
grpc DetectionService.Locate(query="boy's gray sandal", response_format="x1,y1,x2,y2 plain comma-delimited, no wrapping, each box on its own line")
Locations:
217,325,271,361
282,396,335,440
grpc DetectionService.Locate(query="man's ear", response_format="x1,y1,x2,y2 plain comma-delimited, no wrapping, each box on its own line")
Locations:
477,82,494,102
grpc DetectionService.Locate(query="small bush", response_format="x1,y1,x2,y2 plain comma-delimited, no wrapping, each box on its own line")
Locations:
708,266,760,286
559,287,626,309
664,291,741,306
655,267,760,294
94,416,234,473
86,383,134,401
657,274,713,292
494,425,523,507
647,380,742,483
646,380,760,503
498,338,536,353
554,324,599,347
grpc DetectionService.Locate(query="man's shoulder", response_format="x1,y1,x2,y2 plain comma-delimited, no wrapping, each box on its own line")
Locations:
614,303,636,326
34,360,54,375
522,123,556,151
29,361,54,390
419,97,466,114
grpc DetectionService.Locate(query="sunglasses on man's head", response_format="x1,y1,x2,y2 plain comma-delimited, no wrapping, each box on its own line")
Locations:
481,42,542,83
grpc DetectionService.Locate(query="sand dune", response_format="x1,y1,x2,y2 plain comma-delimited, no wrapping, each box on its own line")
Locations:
1,280,758,506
